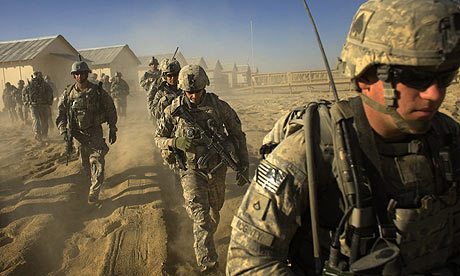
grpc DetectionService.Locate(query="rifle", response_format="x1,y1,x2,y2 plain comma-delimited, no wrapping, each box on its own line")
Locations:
65,106,74,166
172,47,179,60
172,105,249,184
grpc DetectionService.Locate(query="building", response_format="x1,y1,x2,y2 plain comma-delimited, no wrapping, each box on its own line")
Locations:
79,45,141,90
236,64,252,87
221,63,237,89
205,59,226,91
185,57,208,70
0,35,81,108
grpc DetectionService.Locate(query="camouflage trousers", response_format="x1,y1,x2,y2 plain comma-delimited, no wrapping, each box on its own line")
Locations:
180,166,227,269
5,106,18,122
30,105,49,138
15,103,25,122
75,127,109,197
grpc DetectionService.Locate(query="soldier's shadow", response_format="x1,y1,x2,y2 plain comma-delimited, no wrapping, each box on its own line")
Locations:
88,165,170,219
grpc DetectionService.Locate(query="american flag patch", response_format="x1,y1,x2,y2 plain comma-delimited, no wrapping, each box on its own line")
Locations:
256,160,287,194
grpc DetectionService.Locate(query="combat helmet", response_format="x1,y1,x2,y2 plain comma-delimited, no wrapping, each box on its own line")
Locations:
32,71,43,78
71,61,92,74
5,82,11,87
114,72,122,77
18,80,24,85
160,58,181,76
149,56,159,66
178,65,210,92
338,0,460,133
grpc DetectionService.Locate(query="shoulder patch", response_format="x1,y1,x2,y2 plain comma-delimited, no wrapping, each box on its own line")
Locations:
256,160,287,194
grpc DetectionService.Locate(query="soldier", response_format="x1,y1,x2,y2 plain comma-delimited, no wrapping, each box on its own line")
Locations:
110,72,129,118
56,61,117,206
24,71,53,141
148,58,182,121
155,64,249,273
88,73,98,85
226,0,460,275
101,74,111,93
14,80,27,124
44,75,58,132
140,56,161,93
2,82,18,122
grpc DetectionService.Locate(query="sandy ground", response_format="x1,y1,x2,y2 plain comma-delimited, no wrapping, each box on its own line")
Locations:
0,85,459,276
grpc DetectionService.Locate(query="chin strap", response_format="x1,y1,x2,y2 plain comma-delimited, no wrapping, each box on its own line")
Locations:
360,93,431,134
359,65,432,134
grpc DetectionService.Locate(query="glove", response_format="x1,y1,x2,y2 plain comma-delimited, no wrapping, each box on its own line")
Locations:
172,137,192,152
236,167,250,186
109,128,117,144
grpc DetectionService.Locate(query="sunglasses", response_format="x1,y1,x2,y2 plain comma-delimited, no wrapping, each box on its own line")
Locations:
166,73,177,78
389,66,458,91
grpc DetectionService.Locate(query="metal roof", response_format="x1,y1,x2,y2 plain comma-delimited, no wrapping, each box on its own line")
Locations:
186,57,207,69
0,35,61,63
78,45,140,66
236,64,251,73
206,59,222,71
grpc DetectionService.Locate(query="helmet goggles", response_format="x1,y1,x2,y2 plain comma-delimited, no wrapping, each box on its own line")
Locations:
388,66,458,91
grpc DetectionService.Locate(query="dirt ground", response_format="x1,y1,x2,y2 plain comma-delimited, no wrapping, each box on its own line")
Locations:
0,86,459,276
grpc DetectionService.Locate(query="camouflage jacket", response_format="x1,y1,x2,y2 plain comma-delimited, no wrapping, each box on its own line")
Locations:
154,92,249,171
23,79,53,106
56,82,117,135
140,69,161,92
110,79,129,98
14,85,24,104
148,81,182,120
2,86,16,108
227,96,460,276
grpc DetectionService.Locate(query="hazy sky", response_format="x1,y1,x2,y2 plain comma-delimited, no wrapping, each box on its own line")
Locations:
1,0,365,73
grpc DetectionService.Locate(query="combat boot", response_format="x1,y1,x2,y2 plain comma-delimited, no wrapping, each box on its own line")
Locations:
87,192,100,207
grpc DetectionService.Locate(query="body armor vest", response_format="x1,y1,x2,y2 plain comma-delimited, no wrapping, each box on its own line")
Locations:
328,100,460,275
67,84,106,130
172,95,228,171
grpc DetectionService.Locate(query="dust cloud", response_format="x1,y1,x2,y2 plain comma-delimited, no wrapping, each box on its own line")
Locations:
0,84,459,275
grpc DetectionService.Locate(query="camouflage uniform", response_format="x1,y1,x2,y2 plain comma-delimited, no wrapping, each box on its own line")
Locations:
110,73,129,118
56,79,117,202
101,75,111,94
155,66,249,271
148,58,182,121
2,83,18,122
44,76,58,132
14,81,26,123
24,72,53,140
227,1,460,275
140,56,161,93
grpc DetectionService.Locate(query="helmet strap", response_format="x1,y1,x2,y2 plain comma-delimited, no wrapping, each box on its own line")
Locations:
360,94,431,134
376,65,398,107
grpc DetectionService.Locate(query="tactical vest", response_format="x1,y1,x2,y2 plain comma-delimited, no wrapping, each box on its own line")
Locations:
65,84,107,130
27,80,48,105
171,94,229,171
263,97,460,275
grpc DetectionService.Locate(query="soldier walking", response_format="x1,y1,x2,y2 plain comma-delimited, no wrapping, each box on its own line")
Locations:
23,71,53,141
44,75,58,133
2,82,18,123
56,61,118,206
155,65,249,273
148,58,182,121
140,56,161,94
110,72,129,118
14,80,27,124
227,0,460,275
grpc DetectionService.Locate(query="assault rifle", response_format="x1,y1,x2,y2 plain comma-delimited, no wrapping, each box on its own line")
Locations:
65,107,74,166
172,105,249,184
